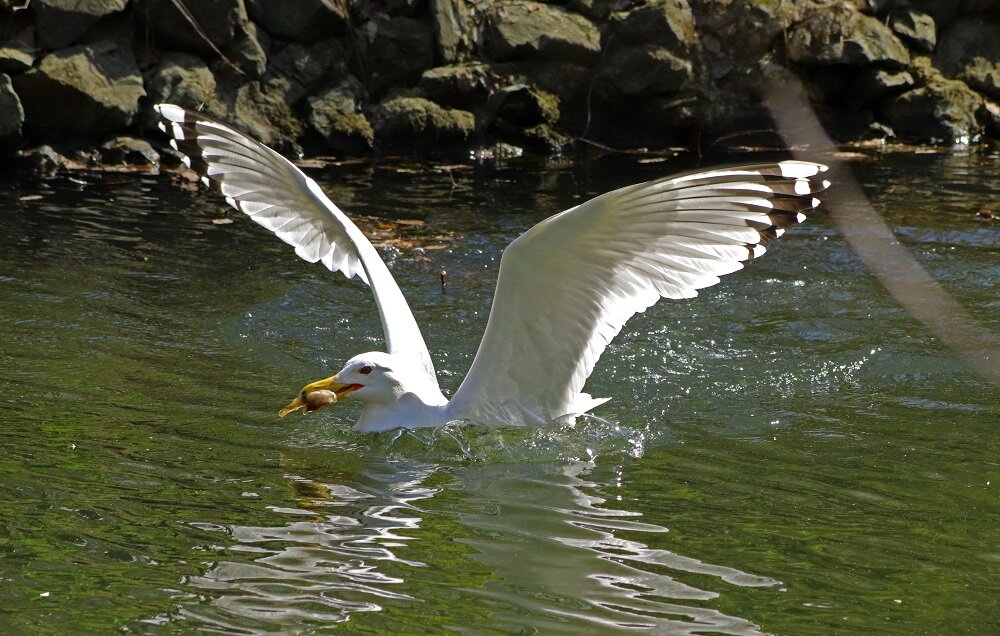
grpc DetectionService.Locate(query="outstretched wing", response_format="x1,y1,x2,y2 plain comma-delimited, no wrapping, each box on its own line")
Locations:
153,104,437,383
447,161,829,425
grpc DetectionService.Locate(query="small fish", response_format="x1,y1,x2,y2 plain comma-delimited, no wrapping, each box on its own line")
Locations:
278,389,337,417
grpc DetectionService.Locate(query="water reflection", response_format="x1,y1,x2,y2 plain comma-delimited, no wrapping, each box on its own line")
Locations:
177,444,774,634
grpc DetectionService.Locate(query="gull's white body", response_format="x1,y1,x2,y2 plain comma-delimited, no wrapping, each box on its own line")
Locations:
154,104,829,432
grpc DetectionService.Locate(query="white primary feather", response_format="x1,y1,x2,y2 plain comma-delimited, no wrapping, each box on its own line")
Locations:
153,104,438,386
446,162,828,425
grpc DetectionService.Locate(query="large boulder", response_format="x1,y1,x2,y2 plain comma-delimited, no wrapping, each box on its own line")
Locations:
430,0,474,64
207,76,302,152
307,78,374,154
371,96,475,149
482,1,600,64
889,8,937,52
247,0,349,43
418,63,499,110
361,16,435,96
0,39,34,74
145,52,217,109
935,16,1000,100
0,72,24,144
605,0,696,52
135,0,245,59
788,5,910,68
601,0,698,98
32,0,128,49
882,59,987,142
263,37,349,106
13,39,144,141
601,43,693,97
226,14,270,78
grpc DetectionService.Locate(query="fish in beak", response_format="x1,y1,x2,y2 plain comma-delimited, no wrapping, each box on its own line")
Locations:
278,377,363,417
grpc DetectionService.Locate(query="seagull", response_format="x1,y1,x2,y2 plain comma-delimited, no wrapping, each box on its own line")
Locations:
154,104,829,432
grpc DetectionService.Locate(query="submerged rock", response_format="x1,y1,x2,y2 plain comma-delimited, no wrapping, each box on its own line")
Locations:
13,39,145,142
17,145,66,174
100,136,160,165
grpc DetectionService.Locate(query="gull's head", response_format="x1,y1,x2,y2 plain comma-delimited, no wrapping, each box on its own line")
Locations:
279,351,407,416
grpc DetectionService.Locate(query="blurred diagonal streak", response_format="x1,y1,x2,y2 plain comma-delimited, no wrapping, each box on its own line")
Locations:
766,80,1000,387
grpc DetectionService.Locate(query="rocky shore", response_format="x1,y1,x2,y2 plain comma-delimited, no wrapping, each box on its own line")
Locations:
2,0,1000,169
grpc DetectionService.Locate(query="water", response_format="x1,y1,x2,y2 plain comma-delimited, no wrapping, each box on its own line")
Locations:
0,149,997,634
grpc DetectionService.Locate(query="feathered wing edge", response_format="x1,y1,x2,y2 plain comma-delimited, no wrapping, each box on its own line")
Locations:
447,161,830,426
153,104,438,383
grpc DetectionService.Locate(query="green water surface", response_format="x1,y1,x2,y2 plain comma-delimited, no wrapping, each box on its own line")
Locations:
0,150,997,634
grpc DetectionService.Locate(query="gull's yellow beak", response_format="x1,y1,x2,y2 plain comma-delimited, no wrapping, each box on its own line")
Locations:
278,377,363,417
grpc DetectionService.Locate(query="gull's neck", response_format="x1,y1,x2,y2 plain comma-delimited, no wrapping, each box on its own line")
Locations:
355,390,450,432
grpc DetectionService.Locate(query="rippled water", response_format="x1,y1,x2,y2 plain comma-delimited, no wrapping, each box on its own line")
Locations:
1,149,997,634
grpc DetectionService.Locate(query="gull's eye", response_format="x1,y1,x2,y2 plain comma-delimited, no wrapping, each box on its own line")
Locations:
359,365,373,375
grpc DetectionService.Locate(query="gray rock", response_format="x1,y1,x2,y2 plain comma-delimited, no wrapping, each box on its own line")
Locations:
362,16,435,96
788,5,910,68
430,0,473,63
248,0,349,43
207,77,303,152
848,67,914,108
13,39,145,141
0,72,23,143
307,79,374,154
18,145,66,174
32,0,128,49
961,58,1000,100
100,135,160,165
226,14,270,78
371,96,475,148
146,52,217,109
935,16,1000,100
482,1,600,64
601,44,694,97
135,0,245,59
890,9,937,52
263,38,349,106
0,40,34,74
418,63,499,110
569,0,642,22
605,0,696,52
882,77,985,143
